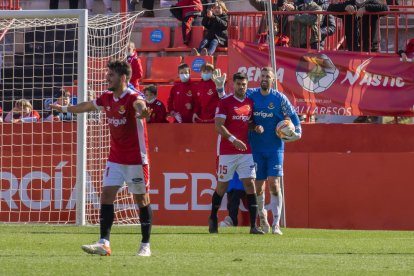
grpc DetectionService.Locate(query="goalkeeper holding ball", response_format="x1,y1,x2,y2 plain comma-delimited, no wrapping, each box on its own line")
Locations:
214,67,301,235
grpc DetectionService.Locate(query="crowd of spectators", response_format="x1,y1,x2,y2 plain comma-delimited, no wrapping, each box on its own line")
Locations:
0,89,75,123
38,0,411,125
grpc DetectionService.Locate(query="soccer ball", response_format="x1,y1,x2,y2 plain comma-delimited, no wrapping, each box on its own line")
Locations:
276,119,295,138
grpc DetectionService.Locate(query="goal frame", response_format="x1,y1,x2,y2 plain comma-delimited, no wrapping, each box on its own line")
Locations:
0,9,88,225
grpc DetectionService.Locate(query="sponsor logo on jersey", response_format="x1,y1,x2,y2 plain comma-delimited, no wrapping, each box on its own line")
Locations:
233,104,251,121
107,117,127,127
207,89,214,95
219,175,224,179
118,105,126,115
234,104,251,115
106,106,111,111
186,90,192,96
268,102,275,109
253,111,274,119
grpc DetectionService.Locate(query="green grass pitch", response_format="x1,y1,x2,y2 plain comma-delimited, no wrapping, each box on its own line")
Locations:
0,225,413,275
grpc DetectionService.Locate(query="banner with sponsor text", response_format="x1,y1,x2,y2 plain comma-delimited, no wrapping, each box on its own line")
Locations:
228,40,414,116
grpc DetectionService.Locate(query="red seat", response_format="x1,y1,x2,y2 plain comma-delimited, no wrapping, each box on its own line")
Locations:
137,26,171,52
156,84,173,107
183,56,214,79
165,25,204,52
215,55,228,76
141,56,182,83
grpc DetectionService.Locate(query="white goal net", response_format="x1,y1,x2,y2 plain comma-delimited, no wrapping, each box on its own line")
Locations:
0,10,140,225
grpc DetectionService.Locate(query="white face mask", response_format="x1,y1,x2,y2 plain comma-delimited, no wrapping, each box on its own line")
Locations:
356,0,365,4
126,51,133,56
179,73,190,82
201,72,212,81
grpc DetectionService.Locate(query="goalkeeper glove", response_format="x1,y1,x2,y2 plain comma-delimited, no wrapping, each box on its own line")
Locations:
281,131,301,143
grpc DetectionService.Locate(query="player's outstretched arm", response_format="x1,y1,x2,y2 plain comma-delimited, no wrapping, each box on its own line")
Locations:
215,117,247,151
50,101,96,114
134,99,151,119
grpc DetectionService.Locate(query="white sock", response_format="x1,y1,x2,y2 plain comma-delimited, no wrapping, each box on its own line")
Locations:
256,193,266,218
99,238,110,247
141,242,150,248
270,192,282,226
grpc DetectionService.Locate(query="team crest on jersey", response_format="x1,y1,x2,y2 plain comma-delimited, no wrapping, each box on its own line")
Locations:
207,89,213,95
186,90,192,96
268,102,275,110
234,104,251,115
118,105,126,115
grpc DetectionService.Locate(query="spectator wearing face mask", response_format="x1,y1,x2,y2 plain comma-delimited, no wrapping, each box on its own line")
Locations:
192,63,220,123
126,41,143,90
4,99,40,123
167,63,196,123
143,85,167,123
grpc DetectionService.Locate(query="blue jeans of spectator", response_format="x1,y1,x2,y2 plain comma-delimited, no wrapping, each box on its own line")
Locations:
198,38,219,56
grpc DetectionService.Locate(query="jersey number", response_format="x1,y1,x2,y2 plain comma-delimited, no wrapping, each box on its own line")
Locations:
218,165,228,174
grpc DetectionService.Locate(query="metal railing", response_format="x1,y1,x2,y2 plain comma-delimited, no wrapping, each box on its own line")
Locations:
0,0,19,10
228,10,414,53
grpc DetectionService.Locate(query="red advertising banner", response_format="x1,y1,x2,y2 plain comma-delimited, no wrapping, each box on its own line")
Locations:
2,123,414,229
229,40,414,116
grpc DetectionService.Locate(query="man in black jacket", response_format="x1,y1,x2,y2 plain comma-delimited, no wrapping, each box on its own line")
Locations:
328,0,388,52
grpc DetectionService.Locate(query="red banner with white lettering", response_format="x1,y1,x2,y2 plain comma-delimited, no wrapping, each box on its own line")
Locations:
229,40,414,116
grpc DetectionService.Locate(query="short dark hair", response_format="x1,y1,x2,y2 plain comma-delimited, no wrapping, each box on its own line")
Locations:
54,88,71,99
261,66,275,75
143,84,157,96
178,63,190,72
233,72,248,82
107,59,132,81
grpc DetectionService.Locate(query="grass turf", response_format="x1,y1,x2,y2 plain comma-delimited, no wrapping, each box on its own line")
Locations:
0,225,413,275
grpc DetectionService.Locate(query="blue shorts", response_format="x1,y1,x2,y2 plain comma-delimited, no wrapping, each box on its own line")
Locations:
253,151,284,180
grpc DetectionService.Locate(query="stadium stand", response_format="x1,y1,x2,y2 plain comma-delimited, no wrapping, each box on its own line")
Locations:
215,55,228,77
156,84,174,107
0,0,19,10
137,26,171,52
166,25,205,52
183,55,214,79
141,56,183,83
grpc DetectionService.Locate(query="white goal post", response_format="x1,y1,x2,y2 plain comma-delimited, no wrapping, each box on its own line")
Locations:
0,10,140,225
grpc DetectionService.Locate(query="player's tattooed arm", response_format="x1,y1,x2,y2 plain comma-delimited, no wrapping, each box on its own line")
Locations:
50,101,96,114
134,99,152,119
